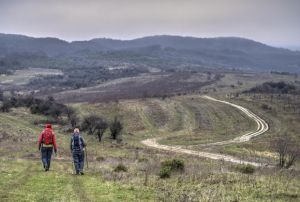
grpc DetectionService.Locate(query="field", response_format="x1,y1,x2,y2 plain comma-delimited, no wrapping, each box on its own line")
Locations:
0,68,63,85
0,71,300,201
53,71,221,103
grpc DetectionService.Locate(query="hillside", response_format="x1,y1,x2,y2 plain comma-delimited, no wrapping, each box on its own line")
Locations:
1,33,300,72
1,91,300,201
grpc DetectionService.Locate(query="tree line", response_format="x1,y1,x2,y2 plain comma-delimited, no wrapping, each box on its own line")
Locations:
243,81,299,94
0,93,123,142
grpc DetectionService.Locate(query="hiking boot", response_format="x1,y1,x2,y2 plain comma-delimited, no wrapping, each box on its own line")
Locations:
80,172,84,175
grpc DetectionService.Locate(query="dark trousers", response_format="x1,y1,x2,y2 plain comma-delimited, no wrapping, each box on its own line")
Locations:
41,147,53,169
73,151,85,173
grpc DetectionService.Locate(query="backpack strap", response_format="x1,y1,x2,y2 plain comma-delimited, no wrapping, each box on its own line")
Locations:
71,135,74,150
71,134,83,150
78,135,83,150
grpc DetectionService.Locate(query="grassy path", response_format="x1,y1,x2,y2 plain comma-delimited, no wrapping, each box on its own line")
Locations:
0,158,154,202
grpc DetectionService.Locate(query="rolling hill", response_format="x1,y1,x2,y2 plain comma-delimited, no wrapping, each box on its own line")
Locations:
1,33,300,72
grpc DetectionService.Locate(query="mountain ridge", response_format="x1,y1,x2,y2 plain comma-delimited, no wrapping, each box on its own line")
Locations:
0,33,300,72
0,33,285,50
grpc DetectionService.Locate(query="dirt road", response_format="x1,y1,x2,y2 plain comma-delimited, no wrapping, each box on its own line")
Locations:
141,96,269,167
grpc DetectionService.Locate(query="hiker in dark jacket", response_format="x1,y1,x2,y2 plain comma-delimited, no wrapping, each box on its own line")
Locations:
38,124,57,171
70,128,86,175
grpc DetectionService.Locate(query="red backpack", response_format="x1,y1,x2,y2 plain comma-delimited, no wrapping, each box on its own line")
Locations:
42,129,54,145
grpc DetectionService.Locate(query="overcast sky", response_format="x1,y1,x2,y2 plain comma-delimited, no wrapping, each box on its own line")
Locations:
0,0,299,48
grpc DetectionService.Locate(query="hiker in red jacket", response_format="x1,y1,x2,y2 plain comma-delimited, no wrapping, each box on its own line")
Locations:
38,124,57,171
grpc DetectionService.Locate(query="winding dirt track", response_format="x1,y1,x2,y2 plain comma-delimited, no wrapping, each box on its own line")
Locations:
141,96,269,167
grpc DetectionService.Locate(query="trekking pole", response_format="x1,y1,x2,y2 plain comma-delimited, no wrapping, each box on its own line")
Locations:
72,161,75,175
85,147,89,169
71,151,75,175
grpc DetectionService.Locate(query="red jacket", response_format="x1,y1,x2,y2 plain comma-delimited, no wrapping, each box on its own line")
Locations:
38,124,57,151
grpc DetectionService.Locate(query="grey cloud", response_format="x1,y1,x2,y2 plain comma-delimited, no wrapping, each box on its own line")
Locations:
0,0,299,47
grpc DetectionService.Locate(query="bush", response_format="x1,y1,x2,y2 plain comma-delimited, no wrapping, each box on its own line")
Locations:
81,115,108,142
96,156,105,161
261,104,271,110
159,159,185,178
271,134,299,168
159,166,171,179
161,159,185,172
110,117,123,140
81,115,98,135
235,164,255,174
1,99,11,112
114,163,128,172
244,81,297,94
0,90,3,101
138,157,149,162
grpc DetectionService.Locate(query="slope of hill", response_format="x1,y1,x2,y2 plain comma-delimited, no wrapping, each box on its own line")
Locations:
0,92,299,201
1,33,300,72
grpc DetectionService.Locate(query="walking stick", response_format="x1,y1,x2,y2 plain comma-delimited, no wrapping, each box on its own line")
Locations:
71,151,75,175
72,161,75,175
85,147,89,169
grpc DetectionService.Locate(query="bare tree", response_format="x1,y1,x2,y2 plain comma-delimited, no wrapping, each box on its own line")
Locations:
81,115,98,135
65,107,78,127
70,113,79,128
94,118,108,142
1,99,11,112
271,134,299,168
65,107,76,120
0,90,3,101
81,115,108,142
110,116,123,140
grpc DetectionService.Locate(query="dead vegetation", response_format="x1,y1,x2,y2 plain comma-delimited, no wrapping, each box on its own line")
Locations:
53,72,222,103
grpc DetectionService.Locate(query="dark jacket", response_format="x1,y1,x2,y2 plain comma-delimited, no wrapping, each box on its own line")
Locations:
70,133,86,152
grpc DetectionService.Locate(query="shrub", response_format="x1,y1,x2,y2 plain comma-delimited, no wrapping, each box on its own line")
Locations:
1,99,11,112
0,95,71,122
96,156,105,161
114,163,127,172
159,166,171,179
235,164,255,174
0,90,3,101
138,157,149,162
81,115,98,135
271,134,299,168
94,118,108,142
161,159,185,172
69,113,79,128
81,115,108,142
159,159,185,178
244,81,297,94
261,104,271,110
110,117,123,140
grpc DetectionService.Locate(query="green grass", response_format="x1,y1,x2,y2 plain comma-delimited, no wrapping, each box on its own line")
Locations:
210,93,300,164
159,96,256,146
0,159,154,202
1,76,300,201
71,95,257,147
0,68,63,85
155,171,300,202
1,157,299,202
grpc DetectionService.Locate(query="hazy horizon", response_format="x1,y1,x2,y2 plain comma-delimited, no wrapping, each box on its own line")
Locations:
0,0,299,49
0,32,297,50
